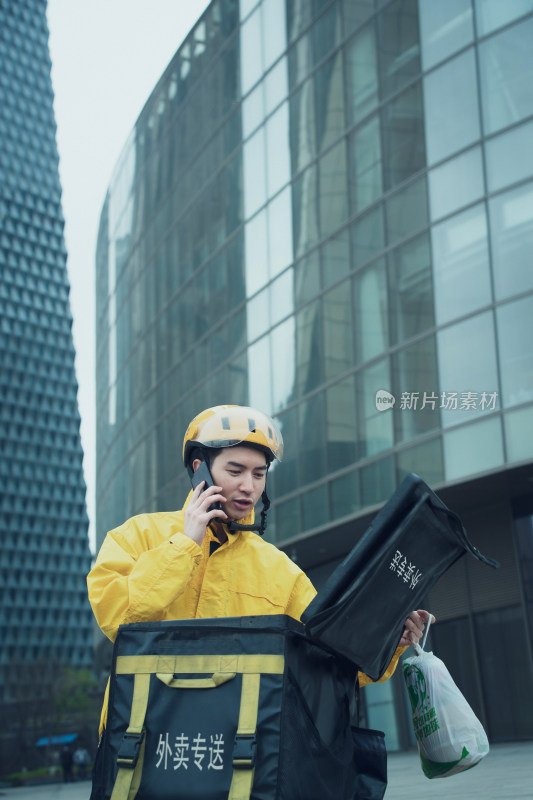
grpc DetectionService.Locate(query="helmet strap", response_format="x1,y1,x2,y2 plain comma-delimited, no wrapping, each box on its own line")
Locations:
226,489,270,537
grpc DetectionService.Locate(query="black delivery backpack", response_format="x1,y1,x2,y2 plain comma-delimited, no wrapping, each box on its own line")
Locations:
91,615,384,800
91,474,497,800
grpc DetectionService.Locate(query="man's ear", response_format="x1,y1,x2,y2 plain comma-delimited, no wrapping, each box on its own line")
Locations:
192,458,203,473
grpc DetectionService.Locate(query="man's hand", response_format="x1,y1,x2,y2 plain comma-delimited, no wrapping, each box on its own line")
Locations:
398,609,435,648
183,482,227,546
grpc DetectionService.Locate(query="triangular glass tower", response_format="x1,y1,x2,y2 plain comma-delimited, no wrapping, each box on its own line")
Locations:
0,0,94,708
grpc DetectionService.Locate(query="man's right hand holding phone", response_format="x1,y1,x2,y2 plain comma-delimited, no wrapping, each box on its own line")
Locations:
183,481,227,545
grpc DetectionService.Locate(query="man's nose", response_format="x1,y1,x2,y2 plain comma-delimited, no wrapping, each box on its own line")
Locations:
239,472,254,492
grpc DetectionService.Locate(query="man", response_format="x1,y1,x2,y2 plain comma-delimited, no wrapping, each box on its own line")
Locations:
88,404,431,731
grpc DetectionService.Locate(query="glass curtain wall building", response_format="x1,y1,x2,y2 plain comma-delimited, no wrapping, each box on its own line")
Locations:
0,0,93,714
95,0,533,748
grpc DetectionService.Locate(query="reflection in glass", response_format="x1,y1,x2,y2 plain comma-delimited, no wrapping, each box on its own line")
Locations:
489,182,533,300
351,204,385,268
385,176,429,244
432,204,492,324
311,1,341,67
302,483,329,531
360,456,395,507
437,312,499,428
244,209,268,297
353,258,388,364
299,392,327,483
239,0,259,22
356,358,393,457
322,229,350,289
396,437,444,487
475,0,533,36
382,83,426,190
292,164,319,258
345,23,378,127
388,234,434,343
418,0,473,70
240,6,263,96
443,417,504,480
226,230,246,310
423,49,480,165
110,134,137,239
289,78,316,174
342,0,374,37
377,0,420,99
262,0,287,71
288,28,311,87
497,295,533,408
323,279,354,381
314,51,345,153
295,299,322,395
273,404,299,495
329,468,360,518
428,146,484,221
266,102,291,197
294,250,320,307
246,287,269,342
486,120,533,193
243,127,267,218
265,57,289,115
269,187,294,280
478,18,533,135
228,351,249,407
392,336,440,443
227,305,247,356
247,334,272,412
271,317,296,411
319,139,348,238
326,377,357,471
270,268,294,327
242,81,264,138
349,115,382,214
275,495,301,542
504,406,533,464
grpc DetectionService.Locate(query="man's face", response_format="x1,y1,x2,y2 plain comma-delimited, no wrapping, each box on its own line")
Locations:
209,445,268,521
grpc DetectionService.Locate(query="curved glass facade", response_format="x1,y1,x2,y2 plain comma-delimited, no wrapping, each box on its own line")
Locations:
96,0,533,746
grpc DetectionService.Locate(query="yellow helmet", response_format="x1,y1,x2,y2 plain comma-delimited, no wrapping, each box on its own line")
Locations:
182,404,283,467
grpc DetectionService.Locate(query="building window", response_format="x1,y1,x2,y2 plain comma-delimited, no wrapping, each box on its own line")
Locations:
478,16,533,135
431,203,492,325
418,0,474,70
423,48,480,165
489,181,533,300
497,295,533,408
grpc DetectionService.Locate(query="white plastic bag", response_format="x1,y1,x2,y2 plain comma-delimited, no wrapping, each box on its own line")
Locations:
402,629,489,779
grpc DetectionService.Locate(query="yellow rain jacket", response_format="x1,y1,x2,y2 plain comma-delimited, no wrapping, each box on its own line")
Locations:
88,493,405,731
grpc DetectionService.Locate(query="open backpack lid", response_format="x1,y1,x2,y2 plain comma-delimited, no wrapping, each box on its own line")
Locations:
301,473,498,681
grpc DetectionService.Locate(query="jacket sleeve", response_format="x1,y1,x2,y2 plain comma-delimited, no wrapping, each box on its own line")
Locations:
87,515,203,642
358,646,408,686
287,573,407,686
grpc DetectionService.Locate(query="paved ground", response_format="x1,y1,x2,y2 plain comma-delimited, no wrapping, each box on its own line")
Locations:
385,741,533,799
0,741,531,798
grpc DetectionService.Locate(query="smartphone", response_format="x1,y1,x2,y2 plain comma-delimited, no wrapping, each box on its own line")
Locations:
191,461,223,512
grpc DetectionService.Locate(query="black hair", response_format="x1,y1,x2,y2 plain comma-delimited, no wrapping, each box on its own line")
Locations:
187,445,212,468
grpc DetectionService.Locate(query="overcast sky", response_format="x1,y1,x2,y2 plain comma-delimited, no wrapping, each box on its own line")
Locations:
47,0,211,550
